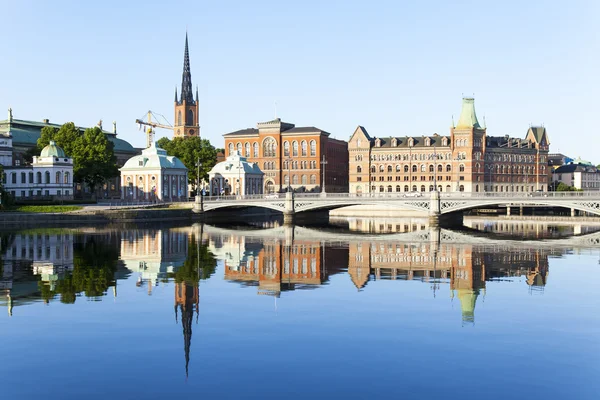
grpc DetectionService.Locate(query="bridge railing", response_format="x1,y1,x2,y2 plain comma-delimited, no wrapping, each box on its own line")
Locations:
200,191,599,202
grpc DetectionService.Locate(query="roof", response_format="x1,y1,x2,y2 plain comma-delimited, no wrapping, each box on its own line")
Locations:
120,143,187,171
553,163,599,174
528,126,546,143
40,141,66,158
284,127,330,136
372,135,450,149
209,151,263,175
223,128,259,137
0,118,136,153
486,136,535,150
223,119,331,137
455,97,481,129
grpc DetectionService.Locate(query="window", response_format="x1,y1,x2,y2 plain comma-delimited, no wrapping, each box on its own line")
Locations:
379,185,384,192
236,142,242,154
253,142,259,157
412,185,417,191
301,175,307,185
438,165,442,172
404,185,409,192
45,171,50,184
310,140,316,156
310,175,316,184
263,137,277,157
283,141,290,156
459,164,465,172
459,185,465,192
395,185,401,192
412,165,417,173
64,172,70,184
420,185,425,192
396,165,401,172
292,175,298,184
446,165,451,172
21,172,26,184
387,185,392,192
404,165,409,173
284,175,289,185
380,165,385,172
292,141,298,157
29,172,33,183
11,173,16,184
429,165,434,173
421,165,426,172
357,166,362,173
245,142,250,157
56,172,61,184
228,143,234,155
177,111,182,126
371,166,376,173
387,165,392,173
301,141,307,157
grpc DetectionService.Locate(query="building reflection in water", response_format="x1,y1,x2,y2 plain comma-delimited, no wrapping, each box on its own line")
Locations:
175,281,199,378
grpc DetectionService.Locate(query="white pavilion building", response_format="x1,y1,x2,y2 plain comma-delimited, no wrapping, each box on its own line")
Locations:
120,142,188,201
208,151,264,196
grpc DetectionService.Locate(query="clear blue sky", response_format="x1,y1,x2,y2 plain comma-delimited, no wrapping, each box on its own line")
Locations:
1,0,598,161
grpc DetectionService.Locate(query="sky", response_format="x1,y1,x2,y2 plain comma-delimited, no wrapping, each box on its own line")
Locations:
1,0,598,160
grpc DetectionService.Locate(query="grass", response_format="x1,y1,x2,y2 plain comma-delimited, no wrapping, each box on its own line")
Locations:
8,205,83,213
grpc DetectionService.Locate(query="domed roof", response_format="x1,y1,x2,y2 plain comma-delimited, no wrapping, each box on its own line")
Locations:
209,151,263,175
40,140,66,158
121,142,188,171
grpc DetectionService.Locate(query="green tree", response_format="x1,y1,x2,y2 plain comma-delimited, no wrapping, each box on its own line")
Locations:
37,122,80,157
157,137,217,191
75,127,119,193
556,182,579,192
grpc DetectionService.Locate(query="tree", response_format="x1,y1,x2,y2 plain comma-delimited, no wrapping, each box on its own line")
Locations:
170,234,217,284
556,182,580,192
157,137,217,191
37,122,80,157
75,127,119,193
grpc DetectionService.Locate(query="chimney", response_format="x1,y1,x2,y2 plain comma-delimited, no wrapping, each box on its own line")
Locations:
43,119,49,124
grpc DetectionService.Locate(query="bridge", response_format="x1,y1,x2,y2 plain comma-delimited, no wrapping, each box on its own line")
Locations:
193,192,600,224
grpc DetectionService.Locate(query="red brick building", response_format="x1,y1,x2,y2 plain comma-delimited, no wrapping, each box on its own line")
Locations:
223,118,348,193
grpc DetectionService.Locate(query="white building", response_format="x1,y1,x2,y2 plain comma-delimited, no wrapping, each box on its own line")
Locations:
208,151,264,196
120,142,188,201
2,140,74,199
552,162,600,191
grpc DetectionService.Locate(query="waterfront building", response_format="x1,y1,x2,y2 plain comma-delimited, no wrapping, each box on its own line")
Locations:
552,162,600,191
119,142,188,201
223,118,348,194
0,108,138,198
348,97,550,194
173,33,200,139
2,140,74,199
207,151,264,196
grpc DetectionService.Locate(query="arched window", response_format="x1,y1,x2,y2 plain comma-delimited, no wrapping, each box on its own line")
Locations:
421,164,426,172
253,142,259,157
263,137,277,157
301,175,307,185
379,165,385,172
45,171,50,184
310,140,316,156
301,140,307,156
177,111,182,126
387,165,392,173
379,185,384,192
357,166,362,173
186,109,194,125
292,175,298,184
396,165,401,172
404,165,409,173
21,172,26,184
387,185,392,192
437,165,442,172
446,164,451,172
11,173,16,184
64,172,70,184
420,185,425,192
236,143,242,154
55,171,61,184
263,162,268,170
395,185,401,192
412,165,417,173
37,171,42,184
228,143,234,155
476,163,480,173
310,175,316,184
446,185,451,192
459,164,465,172
371,166,376,173
459,185,465,192
429,165,434,173
292,141,298,157
283,141,290,156
404,185,409,192
244,142,250,157
284,175,289,185
429,185,434,192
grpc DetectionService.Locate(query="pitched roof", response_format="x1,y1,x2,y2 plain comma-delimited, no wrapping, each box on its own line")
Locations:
283,127,330,136
528,126,546,143
455,97,481,129
373,136,450,149
553,163,599,174
222,128,259,137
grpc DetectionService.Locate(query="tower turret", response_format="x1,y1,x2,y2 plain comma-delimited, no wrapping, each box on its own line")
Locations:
174,33,200,138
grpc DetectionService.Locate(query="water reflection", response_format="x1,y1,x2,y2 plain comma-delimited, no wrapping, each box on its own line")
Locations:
0,221,598,384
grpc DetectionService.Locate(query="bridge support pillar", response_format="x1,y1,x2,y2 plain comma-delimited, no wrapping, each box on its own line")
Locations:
192,195,204,214
506,206,511,216
571,208,576,217
429,191,441,227
520,206,523,216
284,191,295,225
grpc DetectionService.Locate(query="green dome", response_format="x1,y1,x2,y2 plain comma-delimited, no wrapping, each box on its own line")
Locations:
40,140,66,158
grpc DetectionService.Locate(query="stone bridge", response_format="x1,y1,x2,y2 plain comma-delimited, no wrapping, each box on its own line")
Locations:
193,192,600,224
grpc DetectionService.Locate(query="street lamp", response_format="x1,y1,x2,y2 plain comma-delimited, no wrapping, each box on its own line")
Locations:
195,158,203,209
320,155,328,196
285,157,292,193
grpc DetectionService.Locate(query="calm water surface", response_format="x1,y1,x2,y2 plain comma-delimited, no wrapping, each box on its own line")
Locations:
0,220,599,400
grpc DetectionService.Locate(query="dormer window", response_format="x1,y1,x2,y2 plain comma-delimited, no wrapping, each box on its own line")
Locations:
375,138,381,147
442,137,448,146
408,138,414,147
391,138,397,147
425,138,431,146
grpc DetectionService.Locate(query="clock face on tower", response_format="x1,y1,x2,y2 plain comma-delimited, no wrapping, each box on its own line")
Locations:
189,129,195,136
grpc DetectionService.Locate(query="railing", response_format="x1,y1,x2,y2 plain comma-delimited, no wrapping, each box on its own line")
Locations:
200,191,600,202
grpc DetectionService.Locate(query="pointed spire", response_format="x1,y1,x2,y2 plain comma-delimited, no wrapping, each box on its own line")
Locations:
195,85,199,102
174,87,178,103
180,32,195,104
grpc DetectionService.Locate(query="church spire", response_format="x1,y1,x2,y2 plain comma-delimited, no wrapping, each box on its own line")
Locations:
174,87,178,103
180,32,195,105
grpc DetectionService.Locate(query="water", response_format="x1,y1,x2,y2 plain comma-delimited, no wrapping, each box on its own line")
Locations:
1,220,599,400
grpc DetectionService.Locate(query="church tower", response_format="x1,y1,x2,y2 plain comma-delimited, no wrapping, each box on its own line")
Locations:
174,33,200,138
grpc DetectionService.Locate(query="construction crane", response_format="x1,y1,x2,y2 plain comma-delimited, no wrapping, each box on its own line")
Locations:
135,111,173,148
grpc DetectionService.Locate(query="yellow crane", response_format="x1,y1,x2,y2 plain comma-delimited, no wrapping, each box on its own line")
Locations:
135,111,173,148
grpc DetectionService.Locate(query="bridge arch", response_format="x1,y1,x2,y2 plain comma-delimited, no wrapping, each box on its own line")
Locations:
440,198,600,216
